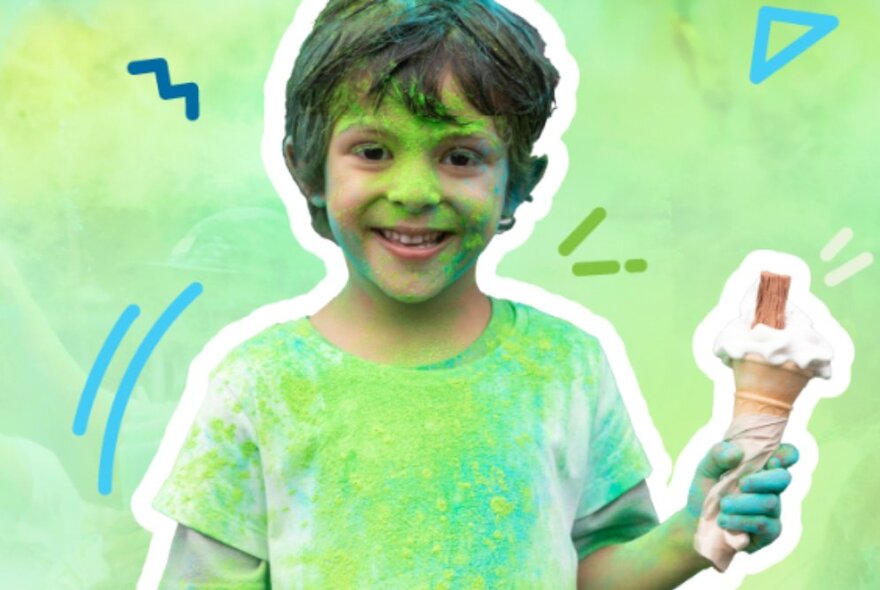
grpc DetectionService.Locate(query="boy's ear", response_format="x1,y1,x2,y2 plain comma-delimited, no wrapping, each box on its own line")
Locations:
283,135,313,197
505,155,549,217
523,155,549,196
283,135,336,244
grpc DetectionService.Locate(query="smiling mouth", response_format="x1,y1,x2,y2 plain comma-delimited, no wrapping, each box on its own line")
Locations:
372,228,453,248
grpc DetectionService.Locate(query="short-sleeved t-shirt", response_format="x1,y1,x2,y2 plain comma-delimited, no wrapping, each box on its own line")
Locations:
153,297,652,589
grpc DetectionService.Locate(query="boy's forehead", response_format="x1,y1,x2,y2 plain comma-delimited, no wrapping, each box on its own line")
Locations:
333,108,497,139
330,73,500,139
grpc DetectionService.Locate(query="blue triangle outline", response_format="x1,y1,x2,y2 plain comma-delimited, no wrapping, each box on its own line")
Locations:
750,6,839,84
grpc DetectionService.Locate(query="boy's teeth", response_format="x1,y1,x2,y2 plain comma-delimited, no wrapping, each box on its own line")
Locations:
379,229,444,246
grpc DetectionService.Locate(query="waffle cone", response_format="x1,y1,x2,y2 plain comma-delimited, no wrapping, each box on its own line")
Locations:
732,354,813,418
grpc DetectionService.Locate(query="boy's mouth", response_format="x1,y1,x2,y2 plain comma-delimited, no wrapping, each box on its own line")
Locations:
370,227,455,260
371,228,453,249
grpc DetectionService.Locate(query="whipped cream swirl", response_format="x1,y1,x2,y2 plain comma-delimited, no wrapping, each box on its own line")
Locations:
713,285,833,378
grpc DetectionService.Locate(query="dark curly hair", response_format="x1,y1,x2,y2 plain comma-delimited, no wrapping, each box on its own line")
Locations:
284,0,559,241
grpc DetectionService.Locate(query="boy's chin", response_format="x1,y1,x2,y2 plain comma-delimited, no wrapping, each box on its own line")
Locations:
372,277,457,305
360,261,475,306
380,286,445,305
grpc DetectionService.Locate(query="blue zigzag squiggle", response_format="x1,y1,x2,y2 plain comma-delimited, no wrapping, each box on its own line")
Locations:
127,57,200,120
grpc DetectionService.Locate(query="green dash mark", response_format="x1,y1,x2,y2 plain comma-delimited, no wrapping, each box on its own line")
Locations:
624,259,648,273
558,207,606,256
572,259,648,276
572,261,620,276
560,207,648,277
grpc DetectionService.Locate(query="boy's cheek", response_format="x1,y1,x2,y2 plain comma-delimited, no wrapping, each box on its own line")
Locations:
324,215,361,254
460,233,489,252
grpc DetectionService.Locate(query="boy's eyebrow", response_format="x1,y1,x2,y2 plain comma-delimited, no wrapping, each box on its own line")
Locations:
335,123,395,139
336,123,502,147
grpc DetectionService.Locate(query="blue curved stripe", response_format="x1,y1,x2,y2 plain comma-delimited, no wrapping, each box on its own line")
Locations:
98,282,203,495
73,305,140,436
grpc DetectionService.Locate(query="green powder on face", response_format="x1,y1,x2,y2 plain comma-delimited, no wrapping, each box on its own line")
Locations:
319,73,509,322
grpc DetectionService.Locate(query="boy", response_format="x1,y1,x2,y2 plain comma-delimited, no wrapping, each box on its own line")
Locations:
151,1,798,588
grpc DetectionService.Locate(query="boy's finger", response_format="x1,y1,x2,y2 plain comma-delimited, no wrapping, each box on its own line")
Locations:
765,443,799,470
698,442,744,480
717,514,781,539
740,469,792,494
720,493,781,517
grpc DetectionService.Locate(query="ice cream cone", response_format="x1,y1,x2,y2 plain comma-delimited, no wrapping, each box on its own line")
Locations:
698,271,832,571
732,353,814,418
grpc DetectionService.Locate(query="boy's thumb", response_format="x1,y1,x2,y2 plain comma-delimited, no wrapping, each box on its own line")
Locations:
687,442,744,518
697,442,744,482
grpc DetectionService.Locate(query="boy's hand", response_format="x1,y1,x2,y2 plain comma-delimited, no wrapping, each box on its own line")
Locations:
687,442,799,553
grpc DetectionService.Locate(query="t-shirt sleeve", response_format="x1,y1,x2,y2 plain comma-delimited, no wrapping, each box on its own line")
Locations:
159,524,269,590
575,342,653,520
571,480,658,560
152,351,269,560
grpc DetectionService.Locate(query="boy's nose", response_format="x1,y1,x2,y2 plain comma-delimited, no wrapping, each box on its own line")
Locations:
385,159,442,212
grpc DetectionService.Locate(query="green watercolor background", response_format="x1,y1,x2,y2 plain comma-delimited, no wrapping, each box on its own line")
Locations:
1,0,877,587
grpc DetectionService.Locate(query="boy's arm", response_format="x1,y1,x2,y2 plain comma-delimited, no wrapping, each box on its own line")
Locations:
159,524,269,590
576,442,797,590
576,509,707,590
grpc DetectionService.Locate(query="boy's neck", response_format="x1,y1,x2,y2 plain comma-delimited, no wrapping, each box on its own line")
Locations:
310,268,492,366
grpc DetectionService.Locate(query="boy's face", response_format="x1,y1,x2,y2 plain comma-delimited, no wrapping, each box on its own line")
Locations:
321,74,509,304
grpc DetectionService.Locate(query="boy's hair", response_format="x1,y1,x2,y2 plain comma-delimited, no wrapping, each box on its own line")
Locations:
284,0,560,241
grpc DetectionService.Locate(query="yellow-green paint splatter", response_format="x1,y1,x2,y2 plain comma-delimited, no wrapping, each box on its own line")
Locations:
153,297,652,588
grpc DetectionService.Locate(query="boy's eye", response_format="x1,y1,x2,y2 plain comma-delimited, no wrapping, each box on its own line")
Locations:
353,144,391,161
443,148,483,167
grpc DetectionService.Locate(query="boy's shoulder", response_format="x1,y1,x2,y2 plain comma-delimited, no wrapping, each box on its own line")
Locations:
209,298,607,376
502,297,605,357
209,316,316,378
